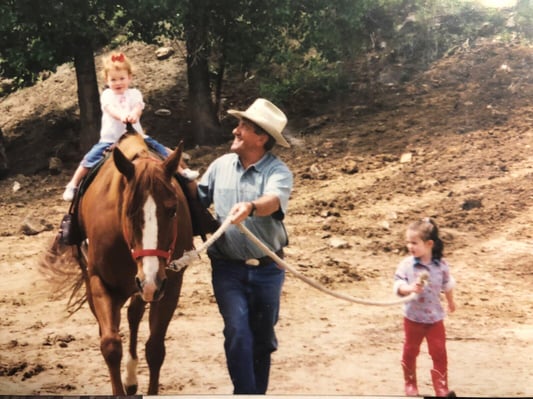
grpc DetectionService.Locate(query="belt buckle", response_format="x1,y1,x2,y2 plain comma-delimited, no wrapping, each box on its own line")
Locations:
245,258,260,266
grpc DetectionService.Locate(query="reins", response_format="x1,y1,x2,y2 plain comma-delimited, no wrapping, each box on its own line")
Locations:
169,216,426,306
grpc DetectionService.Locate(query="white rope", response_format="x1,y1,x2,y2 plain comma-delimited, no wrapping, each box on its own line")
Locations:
168,216,233,271
169,216,425,306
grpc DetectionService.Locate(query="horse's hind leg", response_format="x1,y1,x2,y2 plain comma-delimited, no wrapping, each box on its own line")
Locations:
146,270,185,394
124,294,146,395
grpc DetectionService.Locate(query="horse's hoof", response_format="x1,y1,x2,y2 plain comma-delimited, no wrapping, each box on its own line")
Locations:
125,384,138,395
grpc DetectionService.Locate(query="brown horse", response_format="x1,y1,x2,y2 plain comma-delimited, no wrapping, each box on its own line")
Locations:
42,130,193,395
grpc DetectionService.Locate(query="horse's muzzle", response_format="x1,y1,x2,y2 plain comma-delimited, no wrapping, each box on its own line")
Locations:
135,275,167,302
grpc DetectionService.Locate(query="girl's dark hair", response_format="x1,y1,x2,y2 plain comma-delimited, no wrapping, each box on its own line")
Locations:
408,217,444,260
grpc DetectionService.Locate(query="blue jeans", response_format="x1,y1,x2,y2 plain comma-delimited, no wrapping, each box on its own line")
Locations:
211,259,285,394
81,142,113,168
144,136,170,157
80,137,169,168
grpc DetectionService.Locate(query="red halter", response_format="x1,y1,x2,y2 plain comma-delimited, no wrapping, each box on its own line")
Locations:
126,223,177,263
131,247,174,262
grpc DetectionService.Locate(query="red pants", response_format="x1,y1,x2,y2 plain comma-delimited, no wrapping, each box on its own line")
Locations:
402,317,447,374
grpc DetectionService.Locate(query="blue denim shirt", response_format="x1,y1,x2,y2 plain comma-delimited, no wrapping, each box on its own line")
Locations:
197,152,293,260
394,256,456,323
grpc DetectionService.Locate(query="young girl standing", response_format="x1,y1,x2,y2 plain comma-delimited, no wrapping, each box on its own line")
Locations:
62,51,197,201
393,218,456,397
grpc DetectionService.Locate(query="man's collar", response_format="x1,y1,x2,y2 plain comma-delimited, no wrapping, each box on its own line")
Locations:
237,151,271,172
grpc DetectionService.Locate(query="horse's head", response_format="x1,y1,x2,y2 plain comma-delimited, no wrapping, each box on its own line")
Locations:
113,142,183,302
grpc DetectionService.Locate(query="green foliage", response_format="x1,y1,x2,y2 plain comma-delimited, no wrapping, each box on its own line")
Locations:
357,0,526,68
204,0,375,105
1,0,528,106
257,46,349,106
0,0,125,89
516,0,533,38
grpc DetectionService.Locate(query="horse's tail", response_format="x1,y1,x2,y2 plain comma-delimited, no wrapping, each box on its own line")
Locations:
38,233,87,315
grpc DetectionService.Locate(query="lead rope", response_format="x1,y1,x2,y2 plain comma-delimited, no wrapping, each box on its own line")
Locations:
169,216,428,306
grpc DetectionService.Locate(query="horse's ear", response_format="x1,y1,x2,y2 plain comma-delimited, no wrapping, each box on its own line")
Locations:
164,141,183,178
113,146,135,180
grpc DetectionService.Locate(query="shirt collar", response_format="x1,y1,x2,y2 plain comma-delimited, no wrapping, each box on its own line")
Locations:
236,152,272,172
413,257,439,269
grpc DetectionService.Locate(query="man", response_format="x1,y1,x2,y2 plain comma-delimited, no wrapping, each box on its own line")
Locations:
193,98,293,394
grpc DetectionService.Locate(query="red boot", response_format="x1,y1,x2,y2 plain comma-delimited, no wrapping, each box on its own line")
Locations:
431,369,455,397
402,361,419,396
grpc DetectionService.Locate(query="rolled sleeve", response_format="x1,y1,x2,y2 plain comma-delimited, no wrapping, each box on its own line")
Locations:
264,166,293,214
393,258,412,295
443,274,456,292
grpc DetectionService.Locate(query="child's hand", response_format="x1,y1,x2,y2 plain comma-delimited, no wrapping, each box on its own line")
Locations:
126,112,139,124
448,301,456,313
410,282,424,294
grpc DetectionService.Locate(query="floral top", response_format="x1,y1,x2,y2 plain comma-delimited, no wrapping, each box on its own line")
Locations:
394,256,455,323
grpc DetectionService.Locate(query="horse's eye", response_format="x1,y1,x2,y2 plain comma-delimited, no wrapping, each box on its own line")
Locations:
167,206,177,218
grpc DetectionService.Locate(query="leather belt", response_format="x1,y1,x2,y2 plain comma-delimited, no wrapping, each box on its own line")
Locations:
212,249,284,267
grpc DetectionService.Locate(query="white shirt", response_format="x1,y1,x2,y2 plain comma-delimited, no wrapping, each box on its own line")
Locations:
99,88,145,143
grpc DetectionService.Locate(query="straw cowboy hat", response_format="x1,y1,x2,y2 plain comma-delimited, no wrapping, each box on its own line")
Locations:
228,98,290,148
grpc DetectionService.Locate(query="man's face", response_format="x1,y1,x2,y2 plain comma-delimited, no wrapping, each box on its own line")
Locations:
230,119,266,154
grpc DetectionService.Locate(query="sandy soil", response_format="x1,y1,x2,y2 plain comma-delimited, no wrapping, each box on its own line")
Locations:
0,39,532,397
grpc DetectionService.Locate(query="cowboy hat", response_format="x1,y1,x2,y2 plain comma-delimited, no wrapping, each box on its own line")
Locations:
228,98,290,148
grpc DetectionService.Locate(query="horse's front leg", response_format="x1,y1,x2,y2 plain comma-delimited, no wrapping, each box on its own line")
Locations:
89,274,127,395
146,269,185,394
123,294,147,395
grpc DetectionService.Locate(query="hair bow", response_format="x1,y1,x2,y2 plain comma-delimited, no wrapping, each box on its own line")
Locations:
111,53,125,62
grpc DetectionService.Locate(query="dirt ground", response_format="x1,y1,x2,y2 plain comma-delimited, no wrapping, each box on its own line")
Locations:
0,39,532,397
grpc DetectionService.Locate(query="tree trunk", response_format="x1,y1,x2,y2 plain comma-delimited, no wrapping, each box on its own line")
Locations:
184,1,223,146
213,56,226,117
0,127,9,179
73,44,101,152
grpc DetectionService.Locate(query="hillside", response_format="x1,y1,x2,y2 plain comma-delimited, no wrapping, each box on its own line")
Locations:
0,35,532,396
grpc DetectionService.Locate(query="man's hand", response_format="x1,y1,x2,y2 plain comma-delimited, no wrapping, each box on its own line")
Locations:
229,202,254,224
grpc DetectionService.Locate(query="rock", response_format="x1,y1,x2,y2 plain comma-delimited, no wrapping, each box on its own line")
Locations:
328,237,351,249
380,220,391,230
341,158,359,174
20,218,45,236
400,152,412,163
48,157,62,175
155,108,171,117
462,199,482,210
155,47,175,60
